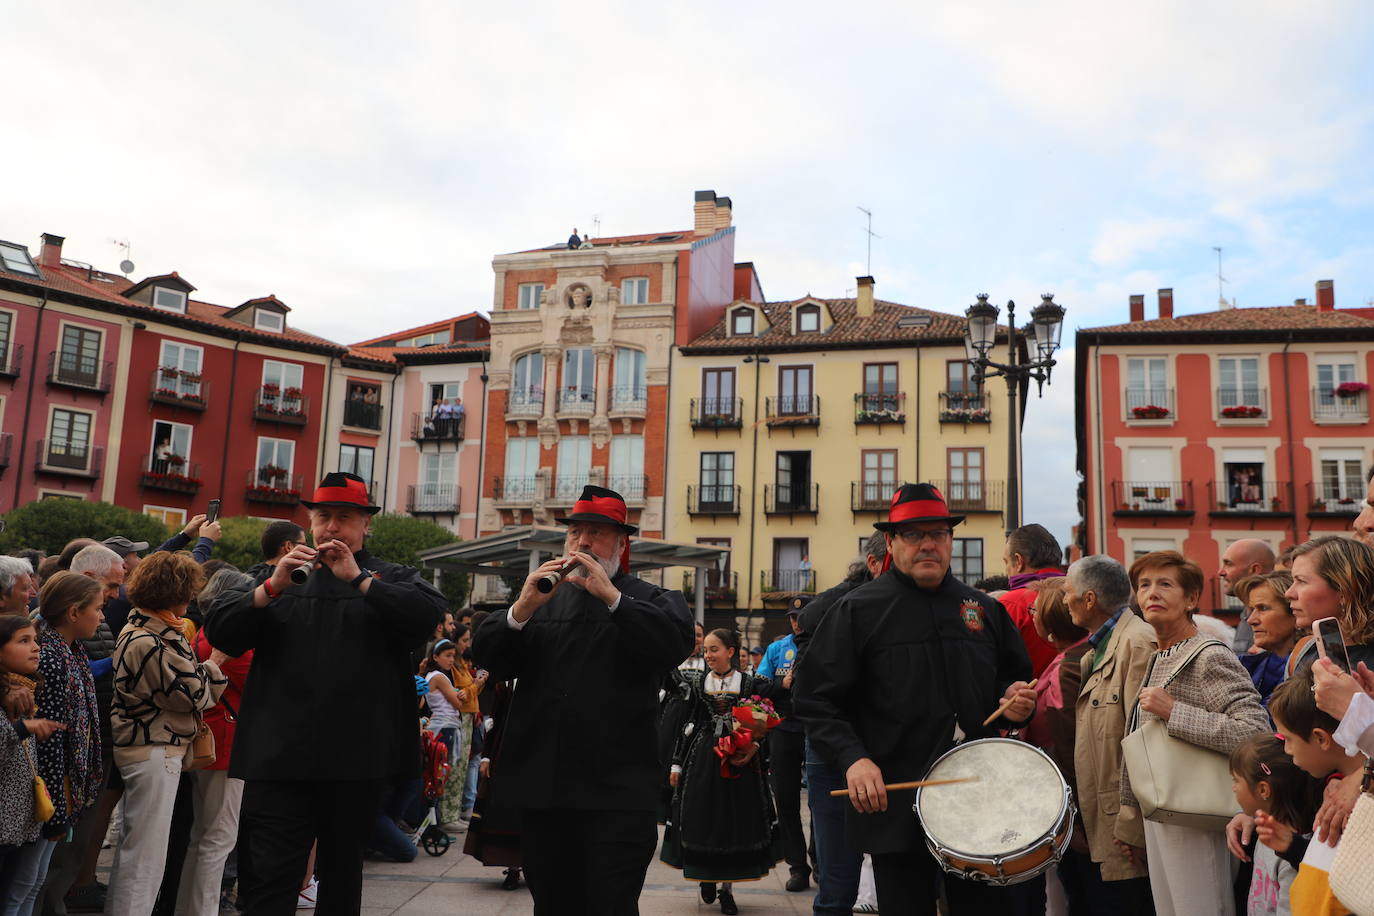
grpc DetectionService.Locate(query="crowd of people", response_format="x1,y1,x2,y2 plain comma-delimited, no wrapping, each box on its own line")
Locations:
4,469,1374,916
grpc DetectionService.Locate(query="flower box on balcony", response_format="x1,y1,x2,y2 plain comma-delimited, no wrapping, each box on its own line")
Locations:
283,386,304,399
140,471,203,493
245,485,300,504
1335,381,1369,398
166,454,186,468
856,409,906,424
1131,405,1170,419
1221,405,1264,419
940,407,991,423
154,387,180,399
181,372,202,384
159,366,180,380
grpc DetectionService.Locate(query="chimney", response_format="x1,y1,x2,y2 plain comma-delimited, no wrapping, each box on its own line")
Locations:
694,190,718,235
713,195,733,232
1129,294,1145,323
1158,288,1174,320
856,276,875,317
1316,279,1335,311
38,233,65,268
1295,298,1308,306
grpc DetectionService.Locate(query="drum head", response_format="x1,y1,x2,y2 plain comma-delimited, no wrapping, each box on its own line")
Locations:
916,739,1066,859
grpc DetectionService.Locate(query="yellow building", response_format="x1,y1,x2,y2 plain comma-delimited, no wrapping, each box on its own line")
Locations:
667,277,1018,642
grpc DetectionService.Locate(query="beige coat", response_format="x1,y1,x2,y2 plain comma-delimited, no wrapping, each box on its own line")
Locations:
1074,610,1156,880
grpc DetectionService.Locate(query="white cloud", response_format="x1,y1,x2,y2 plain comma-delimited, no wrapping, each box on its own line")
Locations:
1091,217,1201,266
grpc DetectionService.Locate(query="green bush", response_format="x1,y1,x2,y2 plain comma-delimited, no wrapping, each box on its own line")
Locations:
211,516,273,572
0,500,173,556
365,514,467,608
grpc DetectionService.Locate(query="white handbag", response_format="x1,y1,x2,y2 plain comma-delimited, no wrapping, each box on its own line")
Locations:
1330,768,1374,916
1121,639,1241,831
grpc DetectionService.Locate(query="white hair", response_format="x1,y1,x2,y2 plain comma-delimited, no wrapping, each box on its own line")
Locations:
0,555,32,595
70,544,124,578
1067,555,1132,612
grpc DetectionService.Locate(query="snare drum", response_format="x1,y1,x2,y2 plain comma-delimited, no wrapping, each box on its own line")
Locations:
914,738,1075,885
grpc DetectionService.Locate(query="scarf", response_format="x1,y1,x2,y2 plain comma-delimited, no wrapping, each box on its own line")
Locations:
1008,568,1065,590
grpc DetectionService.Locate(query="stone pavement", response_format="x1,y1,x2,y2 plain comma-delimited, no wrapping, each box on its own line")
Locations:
353,825,815,915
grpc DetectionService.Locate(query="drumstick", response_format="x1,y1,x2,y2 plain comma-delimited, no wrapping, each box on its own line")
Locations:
827,777,976,797
981,678,1038,727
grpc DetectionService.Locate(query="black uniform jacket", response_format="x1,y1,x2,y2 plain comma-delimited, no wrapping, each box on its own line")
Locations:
472,571,693,813
793,567,1032,854
204,550,444,782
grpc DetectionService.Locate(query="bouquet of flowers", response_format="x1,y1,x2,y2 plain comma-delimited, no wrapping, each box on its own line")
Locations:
713,695,783,778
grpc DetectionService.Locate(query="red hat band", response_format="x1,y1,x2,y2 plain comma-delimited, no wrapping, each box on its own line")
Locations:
311,480,370,506
569,495,628,525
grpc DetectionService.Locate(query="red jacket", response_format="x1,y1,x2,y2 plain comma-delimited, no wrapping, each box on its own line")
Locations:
194,629,253,772
998,573,1061,677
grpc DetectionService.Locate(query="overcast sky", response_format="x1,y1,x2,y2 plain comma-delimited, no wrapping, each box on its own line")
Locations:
6,1,1373,547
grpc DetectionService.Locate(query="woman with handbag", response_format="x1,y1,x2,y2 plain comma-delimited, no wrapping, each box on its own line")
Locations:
1119,551,1269,916
105,552,227,916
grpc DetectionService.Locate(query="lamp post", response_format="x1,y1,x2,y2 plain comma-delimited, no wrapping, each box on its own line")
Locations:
962,293,1066,531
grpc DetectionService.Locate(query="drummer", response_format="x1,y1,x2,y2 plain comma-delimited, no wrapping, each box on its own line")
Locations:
794,483,1036,914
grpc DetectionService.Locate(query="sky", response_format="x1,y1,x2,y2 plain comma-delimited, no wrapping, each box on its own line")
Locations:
5,0,1374,546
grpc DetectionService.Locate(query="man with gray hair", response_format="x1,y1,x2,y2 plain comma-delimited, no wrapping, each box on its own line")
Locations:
0,554,37,617
1064,555,1156,912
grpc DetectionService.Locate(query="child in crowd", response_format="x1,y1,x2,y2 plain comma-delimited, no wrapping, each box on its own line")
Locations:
1268,668,1364,916
419,634,468,831
1229,733,1322,915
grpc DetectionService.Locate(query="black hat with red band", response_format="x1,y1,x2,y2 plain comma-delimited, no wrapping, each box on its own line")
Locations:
554,485,639,535
300,472,381,514
872,482,965,532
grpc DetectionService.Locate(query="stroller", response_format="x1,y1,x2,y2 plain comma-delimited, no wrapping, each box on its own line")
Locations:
416,726,453,857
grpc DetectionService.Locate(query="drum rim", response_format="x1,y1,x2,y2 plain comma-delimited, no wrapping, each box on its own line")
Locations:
914,737,1072,864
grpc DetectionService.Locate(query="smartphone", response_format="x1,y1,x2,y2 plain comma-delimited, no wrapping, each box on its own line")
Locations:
1313,616,1352,673
204,498,221,525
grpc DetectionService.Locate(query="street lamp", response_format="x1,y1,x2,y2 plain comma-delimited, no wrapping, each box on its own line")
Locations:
961,293,1066,531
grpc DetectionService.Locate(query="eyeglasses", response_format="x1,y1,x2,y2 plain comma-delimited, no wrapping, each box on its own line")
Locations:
894,527,955,545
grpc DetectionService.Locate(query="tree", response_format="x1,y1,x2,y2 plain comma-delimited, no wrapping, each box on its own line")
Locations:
0,500,172,556
364,514,466,607
211,516,273,572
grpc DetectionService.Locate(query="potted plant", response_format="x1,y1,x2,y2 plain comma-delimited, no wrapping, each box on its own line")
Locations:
261,383,280,398
283,386,304,400
166,454,186,468
1271,496,1282,511
1131,404,1170,419
1335,381,1369,399
1174,498,1186,509
1221,405,1263,419
159,365,180,380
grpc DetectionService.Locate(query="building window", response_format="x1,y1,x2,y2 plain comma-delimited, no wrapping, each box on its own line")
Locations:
145,505,187,528
58,325,102,385
772,538,812,592
947,448,984,511
0,242,39,277
951,538,984,585
1221,447,1267,508
344,381,382,429
256,437,296,486
621,277,649,305
946,360,980,393
862,363,898,412
254,309,285,333
1124,446,1174,506
613,348,646,408
503,437,541,500
340,444,376,486
0,311,11,366
861,450,898,506
1132,538,1177,561
696,537,732,593
262,360,304,392
1126,357,1169,412
610,435,645,500
420,451,456,500
153,287,187,314
1318,449,1365,507
699,452,735,508
48,408,93,467
518,283,544,310
404,330,450,347
511,352,544,413
561,349,595,408
159,341,204,400
778,366,814,415
775,451,812,511
1218,356,1261,409
797,304,820,333
555,436,592,499
701,368,736,418
149,420,192,474
730,307,754,336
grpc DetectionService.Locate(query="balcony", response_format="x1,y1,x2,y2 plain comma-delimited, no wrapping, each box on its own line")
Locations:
506,387,544,419
852,480,907,512
690,397,743,430
138,454,204,494
607,475,648,504
245,469,303,505
938,391,991,424
608,386,647,417
1207,480,1291,516
1312,386,1369,424
929,479,1005,514
557,387,595,416
0,433,10,472
35,440,102,478
682,569,738,602
0,344,23,380
253,387,308,425
1111,481,1194,516
493,475,548,505
47,352,111,394
687,484,741,516
149,369,207,411
1124,387,1175,422
407,484,460,514
1216,387,1268,422
854,392,906,425
550,476,592,503
765,395,820,428
1306,482,1366,517
760,569,816,594
764,483,819,515
411,412,465,444
343,399,383,431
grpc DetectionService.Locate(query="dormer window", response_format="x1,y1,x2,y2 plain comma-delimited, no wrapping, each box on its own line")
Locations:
731,307,754,336
797,304,821,333
0,242,39,277
153,287,187,314
254,309,284,333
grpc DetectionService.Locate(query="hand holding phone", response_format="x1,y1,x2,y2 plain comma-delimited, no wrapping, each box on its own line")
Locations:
204,498,222,525
1314,616,1352,673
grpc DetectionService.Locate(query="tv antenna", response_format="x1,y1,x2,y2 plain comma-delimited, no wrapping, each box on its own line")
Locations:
112,239,135,276
592,215,601,239
857,206,880,276
1212,246,1228,307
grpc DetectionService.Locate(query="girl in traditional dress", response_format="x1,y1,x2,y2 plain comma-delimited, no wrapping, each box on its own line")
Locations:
661,628,782,915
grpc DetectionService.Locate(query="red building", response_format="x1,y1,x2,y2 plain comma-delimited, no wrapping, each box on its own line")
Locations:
1075,281,1374,612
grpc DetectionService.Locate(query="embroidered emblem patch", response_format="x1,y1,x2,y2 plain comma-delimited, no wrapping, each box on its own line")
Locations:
960,600,986,633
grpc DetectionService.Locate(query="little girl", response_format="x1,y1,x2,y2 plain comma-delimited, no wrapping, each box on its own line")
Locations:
419,635,466,831
1268,668,1364,916
1230,733,1322,915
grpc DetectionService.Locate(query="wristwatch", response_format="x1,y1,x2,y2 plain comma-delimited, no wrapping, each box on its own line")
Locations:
350,570,372,589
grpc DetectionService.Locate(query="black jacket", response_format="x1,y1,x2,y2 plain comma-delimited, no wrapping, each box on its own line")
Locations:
793,567,1031,853
204,549,444,781
472,572,693,812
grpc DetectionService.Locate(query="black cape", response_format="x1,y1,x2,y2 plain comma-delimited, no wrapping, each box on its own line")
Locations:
204,549,444,781
793,567,1032,853
472,571,693,812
